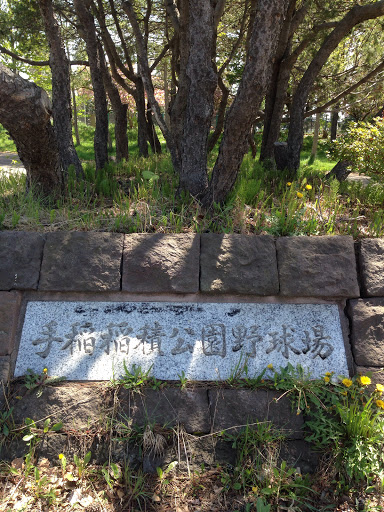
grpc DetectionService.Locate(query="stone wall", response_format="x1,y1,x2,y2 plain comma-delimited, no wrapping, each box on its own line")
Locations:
1,232,384,471
1,232,383,383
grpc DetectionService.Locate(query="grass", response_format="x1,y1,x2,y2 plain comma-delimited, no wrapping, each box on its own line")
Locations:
1,365,384,511
1,122,384,237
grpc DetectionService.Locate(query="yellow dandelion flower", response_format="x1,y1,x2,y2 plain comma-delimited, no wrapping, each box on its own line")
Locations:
376,399,384,410
375,383,384,393
342,378,353,388
324,376,330,383
267,364,274,369
287,182,292,186
59,453,64,460
325,372,332,376
305,184,312,190
297,192,303,198
359,376,371,386
43,368,48,373
342,391,347,396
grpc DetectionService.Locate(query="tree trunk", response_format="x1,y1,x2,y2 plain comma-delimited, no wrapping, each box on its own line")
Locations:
146,103,162,154
325,160,352,182
308,112,320,164
99,49,129,162
38,0,83,178
207,75,229,153
0,64,62,195
204,0,290,204
286,1,384,176
330,107,339,141
134,77,149,157
73,0,109,170
259,0,295,162
72,86,81,146
177,0,217,196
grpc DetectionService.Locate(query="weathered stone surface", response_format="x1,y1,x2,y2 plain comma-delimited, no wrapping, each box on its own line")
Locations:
359,239,384,296
277,236,359,297
208,389,303,439
200,234,278,294
0,356,10,410
348,299,384,366
118,388,210,434
0,232,45,290
39,232,123,291
0,292,21,356
0,356,10,381
280,440,319,474
10,383,106,429
15,301,348,381
122,233,200,293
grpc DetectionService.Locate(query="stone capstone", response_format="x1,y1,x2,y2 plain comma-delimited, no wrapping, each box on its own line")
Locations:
0,291,21,356
348,298,384,366
277,236,359,297
200,234,278,295
122,233,200,293
39,232,123,291
208,389,304,439
0,232,45,290
359,238,384,297
118,388,210,434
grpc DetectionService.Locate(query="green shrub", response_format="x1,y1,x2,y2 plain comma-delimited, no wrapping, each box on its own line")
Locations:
332,117,384,180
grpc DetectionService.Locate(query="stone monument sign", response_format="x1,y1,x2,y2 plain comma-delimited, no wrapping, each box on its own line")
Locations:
14,301,349,381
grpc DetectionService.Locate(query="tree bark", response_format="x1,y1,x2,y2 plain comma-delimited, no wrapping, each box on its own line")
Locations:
146,103,162,154
205,0,290,204
38,0,83,178
73,0,109,170
178,0,217,196
0,64,62,195
134,77,149,157
259,0,296,162
286,1,384,175
308,112,320,164
325,160,352,182
330,107,339,141
72,86,81,146
99,49,129,162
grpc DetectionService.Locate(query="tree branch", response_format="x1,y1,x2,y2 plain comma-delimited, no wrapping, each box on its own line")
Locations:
305,58,384,117
164,0,180,32
0,44,87,66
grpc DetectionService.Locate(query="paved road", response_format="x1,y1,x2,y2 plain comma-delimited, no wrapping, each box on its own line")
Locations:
0,152,26,175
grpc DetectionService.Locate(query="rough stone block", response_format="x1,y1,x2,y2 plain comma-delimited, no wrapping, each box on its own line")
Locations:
10,383,106,429
280,440,319,474
208,389,303,439
39,232,123,291
122,234,200,293
348,298,384,366
0,356,10,382
118,388,210,434
277,236,359,297
359,238,384,296
200,234,278,294
0,292,21,356
0,232,45,290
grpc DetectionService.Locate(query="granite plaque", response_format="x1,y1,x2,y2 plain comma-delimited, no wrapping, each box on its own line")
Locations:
15,301,349,381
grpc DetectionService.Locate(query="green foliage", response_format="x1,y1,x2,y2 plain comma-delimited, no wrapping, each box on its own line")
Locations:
333,118,384,180
0,407,14,439
115,362,154,390
220,422,312,505
73,451,92,478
